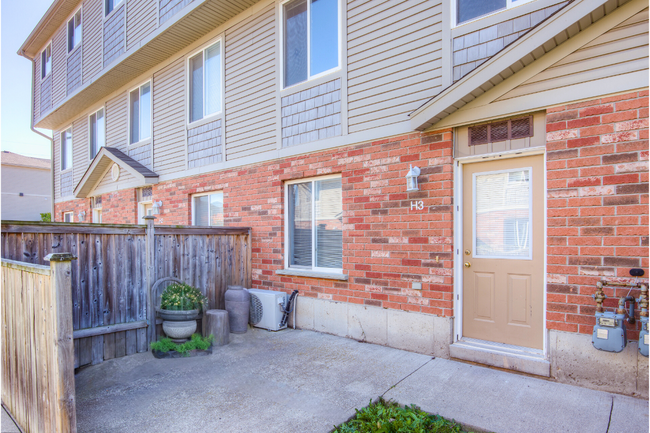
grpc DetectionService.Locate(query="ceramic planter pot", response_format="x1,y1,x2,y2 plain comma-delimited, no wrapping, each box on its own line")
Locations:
162,319,197,342
158,308,200,321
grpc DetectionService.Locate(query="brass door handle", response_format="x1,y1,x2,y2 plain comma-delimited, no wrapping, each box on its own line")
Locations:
464,262,471,268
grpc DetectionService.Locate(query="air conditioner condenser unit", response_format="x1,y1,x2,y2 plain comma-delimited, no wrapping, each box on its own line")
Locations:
248,289,289,331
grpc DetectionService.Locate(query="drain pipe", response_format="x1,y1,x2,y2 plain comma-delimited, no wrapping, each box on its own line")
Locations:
24,50,55,219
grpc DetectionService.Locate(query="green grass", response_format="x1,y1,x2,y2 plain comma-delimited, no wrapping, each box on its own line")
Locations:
150,333,214,356
333,398,467,433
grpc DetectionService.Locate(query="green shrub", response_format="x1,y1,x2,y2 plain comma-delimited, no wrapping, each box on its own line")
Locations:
40,213,51,222
150,334,214,356
160,283,208,311
333,398,465,433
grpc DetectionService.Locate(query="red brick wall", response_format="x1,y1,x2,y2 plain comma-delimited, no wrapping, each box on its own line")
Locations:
54,189,138,224
545,91,649,339
55,131,455,316
54,199,89,223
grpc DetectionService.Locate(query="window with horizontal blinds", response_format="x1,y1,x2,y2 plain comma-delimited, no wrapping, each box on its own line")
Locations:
288,176,342,271
474,168,532,259
192,192,224,226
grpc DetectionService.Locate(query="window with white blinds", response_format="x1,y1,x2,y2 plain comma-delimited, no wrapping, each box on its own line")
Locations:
192,191,224,226
473,168,532,259
286,175,342,272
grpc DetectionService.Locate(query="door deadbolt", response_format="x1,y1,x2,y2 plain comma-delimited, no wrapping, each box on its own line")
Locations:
464,249,471,255
464,262,471,268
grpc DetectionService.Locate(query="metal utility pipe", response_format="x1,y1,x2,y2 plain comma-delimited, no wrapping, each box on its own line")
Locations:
617,296,636,324
594,281,606,313
638,285,648,318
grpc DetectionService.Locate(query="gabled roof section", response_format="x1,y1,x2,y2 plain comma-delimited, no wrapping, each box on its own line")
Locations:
74,147,158,198
410,0,636,131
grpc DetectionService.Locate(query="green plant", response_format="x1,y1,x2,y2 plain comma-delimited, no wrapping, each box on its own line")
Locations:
150,334,214,356
332,398,466,433
40,213,51,222
160,283,208,311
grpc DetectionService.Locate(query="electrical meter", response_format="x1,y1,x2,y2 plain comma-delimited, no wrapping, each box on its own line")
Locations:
639,316,648,357
592,311,627,353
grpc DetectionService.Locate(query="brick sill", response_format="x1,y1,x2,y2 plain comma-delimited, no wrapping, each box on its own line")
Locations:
275,269,348,281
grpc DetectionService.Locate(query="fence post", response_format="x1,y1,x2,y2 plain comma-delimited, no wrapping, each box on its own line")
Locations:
144,216,156,346
44,253,77,433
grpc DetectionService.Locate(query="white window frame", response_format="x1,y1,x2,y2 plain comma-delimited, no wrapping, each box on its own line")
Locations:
279,0,342,90
105,0,124,17
63,212,74,222
453,0,536,27
191,191,225,226
283,173,343,274
41,43,52,80
137,187,153,224
186,39,224,126
88,107,105,160
127,80,152,145
67,7,82,53
60,127,73,172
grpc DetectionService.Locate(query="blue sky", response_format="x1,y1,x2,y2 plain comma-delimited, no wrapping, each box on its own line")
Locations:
2,0,54,159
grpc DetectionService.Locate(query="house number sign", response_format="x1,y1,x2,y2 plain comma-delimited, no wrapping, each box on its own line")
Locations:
410,200,424,211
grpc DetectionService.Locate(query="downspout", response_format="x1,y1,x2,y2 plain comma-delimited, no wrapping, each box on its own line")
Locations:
25,50,55,219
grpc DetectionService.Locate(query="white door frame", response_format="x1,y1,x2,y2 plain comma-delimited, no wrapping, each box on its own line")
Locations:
452,144,549,356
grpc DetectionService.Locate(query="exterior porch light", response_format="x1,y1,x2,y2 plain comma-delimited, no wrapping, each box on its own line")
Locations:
152,201,163,215
405,165,420,192
78,211,86,221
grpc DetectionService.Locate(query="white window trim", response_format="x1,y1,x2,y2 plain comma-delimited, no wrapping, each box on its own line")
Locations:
104,0,124,18
186,38,224,127
279,0,342,90
67,7,83,54
191,191,225,226
63,212,74,222
283,173,343,274
127,80,153,146
41,42,52,81
88,107,106,161
92,208,102,223
60,126,73,172
452,0,536,28
472,166,533,261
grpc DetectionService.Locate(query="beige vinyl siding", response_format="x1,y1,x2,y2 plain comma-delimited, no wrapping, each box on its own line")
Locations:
83,0,103,83
152,57,186,175
127,0,158,51
224,3,276,160
34,56,41,124
67,47,83,95
106,92,128,150
52,26,67,106
347,0,443,133
73,116,89,186
53,131,61,199
496,8,649,102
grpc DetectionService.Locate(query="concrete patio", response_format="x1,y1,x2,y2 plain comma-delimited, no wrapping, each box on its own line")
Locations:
72,328,648,433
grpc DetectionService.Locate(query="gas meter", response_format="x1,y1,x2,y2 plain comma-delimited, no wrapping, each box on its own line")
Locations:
592,311,627,353
639,316,648,357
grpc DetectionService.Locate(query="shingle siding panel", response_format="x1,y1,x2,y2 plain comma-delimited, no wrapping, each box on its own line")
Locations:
159,0,193,25
67,47,83,95
104,4,125,68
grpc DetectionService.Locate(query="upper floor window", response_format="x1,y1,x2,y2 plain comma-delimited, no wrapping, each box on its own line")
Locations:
456,0,534,25
105,0,123,16
282,0,340,88
129,82,151,144
67,9,82,52
285,175,342,272
61,128,72,171
89,108,105,159
41,44,52,79
192,191,224,226
188,41,222,123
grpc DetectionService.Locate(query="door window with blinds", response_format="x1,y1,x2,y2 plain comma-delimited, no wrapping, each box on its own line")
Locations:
473,167,532,260
286,175,342,272
192,191,224,226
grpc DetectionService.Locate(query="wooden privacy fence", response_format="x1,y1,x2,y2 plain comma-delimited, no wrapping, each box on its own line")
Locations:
1,220,252,368
2,255,77,433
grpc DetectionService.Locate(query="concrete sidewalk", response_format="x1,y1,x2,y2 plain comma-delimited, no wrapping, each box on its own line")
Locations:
72,328,647,433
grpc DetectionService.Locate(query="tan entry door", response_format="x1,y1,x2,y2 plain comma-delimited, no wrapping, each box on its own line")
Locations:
462,155,544,349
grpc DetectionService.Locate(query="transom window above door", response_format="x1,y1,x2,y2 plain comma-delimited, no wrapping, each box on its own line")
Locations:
282,0,340,88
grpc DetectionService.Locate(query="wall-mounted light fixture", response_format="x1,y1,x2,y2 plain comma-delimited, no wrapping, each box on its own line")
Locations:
152,201,163,215
406,165,421,192
78,211,86,221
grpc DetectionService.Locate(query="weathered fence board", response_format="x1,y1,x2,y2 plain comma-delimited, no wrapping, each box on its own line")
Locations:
1,221,252,367
2,256,77,433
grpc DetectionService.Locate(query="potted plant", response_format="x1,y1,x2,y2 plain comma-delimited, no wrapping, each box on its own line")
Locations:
157,283,208,342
